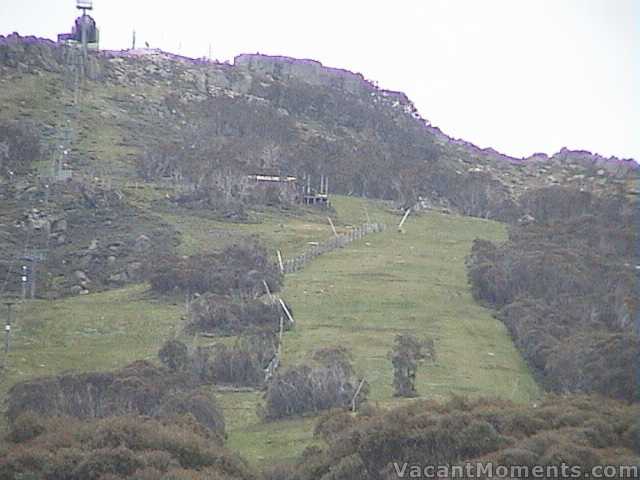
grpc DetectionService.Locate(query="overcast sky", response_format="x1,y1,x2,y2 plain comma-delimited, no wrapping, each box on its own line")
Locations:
1,0,638,161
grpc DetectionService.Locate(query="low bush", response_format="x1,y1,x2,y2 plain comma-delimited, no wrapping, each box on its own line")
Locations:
206,331,278,387
148,240,282,298
260,347,367,420
0,415,255,480
285,395,640,480
187,294,287,335
6,360,224,438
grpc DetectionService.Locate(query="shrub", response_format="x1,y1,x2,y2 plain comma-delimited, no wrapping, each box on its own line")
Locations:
263,464,296,480
73,446,144,480
159,339,190,371
207,331,277,387
0,415,255,480
261,349,366,420
320,453,368,480
148,241,283,298
5,360,225,437
7,413,46,443
287,396,638,480
388,334,434,397
626,419,640,454
187,294,284,335
540,442,601,470
458,420,505,458
157,389,226,441
314,409,357,443
0,120,41,178
495,448,539,467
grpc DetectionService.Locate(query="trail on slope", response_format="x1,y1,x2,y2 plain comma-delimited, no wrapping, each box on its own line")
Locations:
281,208,540,403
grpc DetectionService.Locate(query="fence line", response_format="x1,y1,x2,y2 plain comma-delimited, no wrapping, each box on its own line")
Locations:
280,222,386,274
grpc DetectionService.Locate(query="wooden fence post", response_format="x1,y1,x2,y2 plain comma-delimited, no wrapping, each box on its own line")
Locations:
279,298,295,325
398,209,411,232
277,250,284,273
351,378,366,412
328,217,338,237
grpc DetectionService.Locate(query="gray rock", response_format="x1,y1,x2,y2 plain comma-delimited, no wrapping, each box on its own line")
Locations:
126,262,143,280
518,214,536,226
109,272,129,284
51,218,67,232
70,285,83,295
134,234,151,252
74,270,89,282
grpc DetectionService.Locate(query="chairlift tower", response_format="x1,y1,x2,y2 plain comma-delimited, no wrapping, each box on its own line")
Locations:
76,0,94,55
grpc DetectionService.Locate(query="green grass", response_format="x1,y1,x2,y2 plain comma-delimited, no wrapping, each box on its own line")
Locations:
0,196,540,465
152,195,379,258
221,202,540,464
282,210,539,403
0,285,182,400
216,390,320,464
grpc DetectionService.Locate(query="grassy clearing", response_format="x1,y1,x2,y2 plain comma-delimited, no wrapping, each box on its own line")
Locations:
222,201,540,464
282,210,539,403
0,196,539,465
216,390,320,465
0,284,181,400
149,195,377,257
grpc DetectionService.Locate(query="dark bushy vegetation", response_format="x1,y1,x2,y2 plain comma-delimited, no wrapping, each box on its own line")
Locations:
148,241,282,297
1,415,256,480
187,294,286,335
427,167,517,220
467,187,640,401
389,334,436,397
158,335,277,388
137,95,296,187
0,119,41,178
279,395,639,480
208,336,275,387
260,347,368,420
138,81,440,205
158,339,190,371
6,360,225,439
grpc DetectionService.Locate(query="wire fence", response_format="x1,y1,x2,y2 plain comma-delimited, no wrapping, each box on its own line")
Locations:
281,222,386,274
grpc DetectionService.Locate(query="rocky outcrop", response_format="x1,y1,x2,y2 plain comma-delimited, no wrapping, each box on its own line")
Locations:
1,34,637,223
234,53,374,96
0,33,65,72
0,180,177,298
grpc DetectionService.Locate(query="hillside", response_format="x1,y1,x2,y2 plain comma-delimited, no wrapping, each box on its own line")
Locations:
1,33,637,299
1,34,637,200
0,32,638,477
0,196,539,466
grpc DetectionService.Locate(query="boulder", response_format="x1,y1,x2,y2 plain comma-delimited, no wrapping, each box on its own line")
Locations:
108,272,128,284
73,270,89,283
51,218,67,232
70,285,83,295
134,234,151,252
126,261,142,280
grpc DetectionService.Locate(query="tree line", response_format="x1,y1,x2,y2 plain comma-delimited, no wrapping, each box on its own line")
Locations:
467,186,639,401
